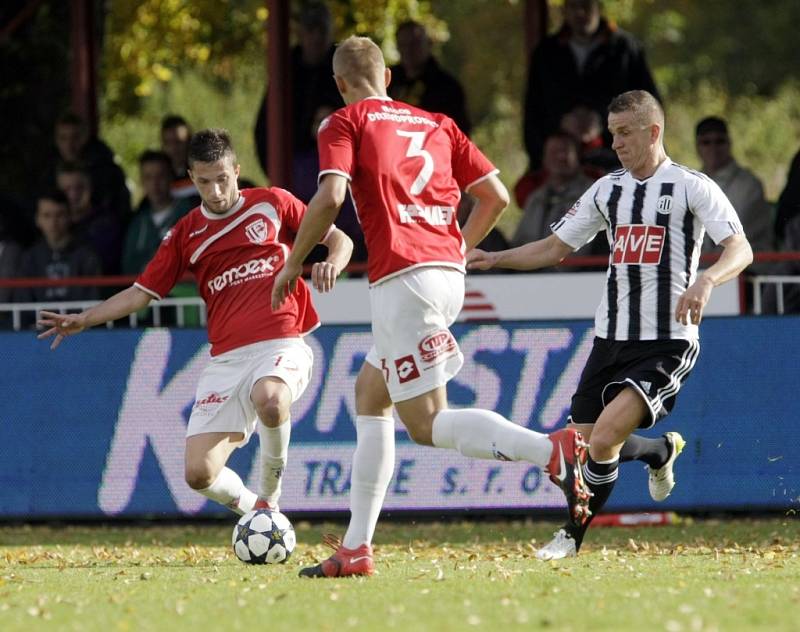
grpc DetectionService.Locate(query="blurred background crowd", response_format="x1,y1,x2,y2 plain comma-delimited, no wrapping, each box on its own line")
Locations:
1,0,800,314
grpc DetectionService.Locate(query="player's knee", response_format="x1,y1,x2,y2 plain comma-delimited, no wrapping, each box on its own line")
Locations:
252,392,289,427
185,465,215,490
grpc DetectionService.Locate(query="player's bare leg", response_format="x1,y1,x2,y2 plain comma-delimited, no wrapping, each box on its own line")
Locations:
300,363,393,578
537,388,646,560
251,376,293,510
185,431,257,514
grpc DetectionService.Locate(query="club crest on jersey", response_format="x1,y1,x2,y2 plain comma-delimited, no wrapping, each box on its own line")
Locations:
394,355,420,383
244,218,268,244
612,225,666,265
656,195,673,214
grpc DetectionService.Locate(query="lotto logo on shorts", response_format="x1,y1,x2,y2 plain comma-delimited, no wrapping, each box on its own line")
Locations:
394,355,421,383
612,225,666,265
419,330,456,363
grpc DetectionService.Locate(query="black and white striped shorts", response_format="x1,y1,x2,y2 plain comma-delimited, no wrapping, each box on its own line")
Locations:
569,336,700,429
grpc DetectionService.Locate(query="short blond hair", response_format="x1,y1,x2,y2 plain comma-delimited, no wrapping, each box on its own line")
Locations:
332,35,385,90
608,90,664,129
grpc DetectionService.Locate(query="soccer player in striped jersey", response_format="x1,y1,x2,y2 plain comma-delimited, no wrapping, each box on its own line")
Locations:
468,90,753,559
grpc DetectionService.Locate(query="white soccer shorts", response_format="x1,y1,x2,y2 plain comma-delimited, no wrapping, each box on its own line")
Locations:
187,337,313,442
365,266,465,402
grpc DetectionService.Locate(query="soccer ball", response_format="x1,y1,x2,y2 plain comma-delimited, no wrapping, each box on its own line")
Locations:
232,509,296,564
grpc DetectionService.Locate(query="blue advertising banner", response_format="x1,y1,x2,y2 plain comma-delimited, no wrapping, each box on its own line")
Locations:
1,317,798,519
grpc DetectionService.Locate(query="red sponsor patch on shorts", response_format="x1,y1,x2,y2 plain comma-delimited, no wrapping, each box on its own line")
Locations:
418,330,457,363
192,392,229,411
394,355,421,383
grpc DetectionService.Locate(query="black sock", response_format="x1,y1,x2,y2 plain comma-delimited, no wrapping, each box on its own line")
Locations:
565,455,619,550
618,434,670,468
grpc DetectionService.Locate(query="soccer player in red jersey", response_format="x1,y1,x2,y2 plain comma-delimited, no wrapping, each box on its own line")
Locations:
38,129,353,516
271,36,591,578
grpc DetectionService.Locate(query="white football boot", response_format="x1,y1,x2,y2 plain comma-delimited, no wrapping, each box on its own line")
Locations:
535,528,578,561
647,431,686,501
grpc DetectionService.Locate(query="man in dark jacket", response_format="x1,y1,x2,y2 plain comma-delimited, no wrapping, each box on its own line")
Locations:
253,1,342,193
388,20,471,136
16,191,101,305
122,150,194,275
523,0,659,169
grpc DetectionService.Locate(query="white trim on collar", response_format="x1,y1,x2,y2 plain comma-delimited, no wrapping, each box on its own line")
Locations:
200,194,245,220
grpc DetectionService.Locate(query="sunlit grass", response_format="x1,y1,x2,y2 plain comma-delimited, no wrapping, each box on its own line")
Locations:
1,517,798,631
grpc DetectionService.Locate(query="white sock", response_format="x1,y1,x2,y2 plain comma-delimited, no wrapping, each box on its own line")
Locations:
342,415,395,550
431,408,552,466
197,467,258,515
258,419,291,507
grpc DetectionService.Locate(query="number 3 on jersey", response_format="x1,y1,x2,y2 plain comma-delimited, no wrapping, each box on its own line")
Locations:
397,130,433,195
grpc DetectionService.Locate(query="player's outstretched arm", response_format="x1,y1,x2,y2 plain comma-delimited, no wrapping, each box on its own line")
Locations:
467,234,573,272
37,285,153,350
676,234,753,325
312,227,353,293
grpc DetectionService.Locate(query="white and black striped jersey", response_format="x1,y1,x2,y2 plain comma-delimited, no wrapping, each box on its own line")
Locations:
551,158,744,341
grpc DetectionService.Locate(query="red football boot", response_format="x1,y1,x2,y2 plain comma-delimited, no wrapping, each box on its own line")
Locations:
299,534,374,578
546,428,592,525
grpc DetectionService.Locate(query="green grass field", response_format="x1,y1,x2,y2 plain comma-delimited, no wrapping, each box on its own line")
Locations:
1,517,798,631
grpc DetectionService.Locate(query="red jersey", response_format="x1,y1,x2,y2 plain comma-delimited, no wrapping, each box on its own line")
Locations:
317,96,497,284
136,187,320,356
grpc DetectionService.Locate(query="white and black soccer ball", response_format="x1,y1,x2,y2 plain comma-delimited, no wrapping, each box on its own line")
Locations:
232,509,296,564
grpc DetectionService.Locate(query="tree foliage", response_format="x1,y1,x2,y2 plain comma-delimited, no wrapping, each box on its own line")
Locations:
103,0,268,117
95,0,800,207
102,0,446,118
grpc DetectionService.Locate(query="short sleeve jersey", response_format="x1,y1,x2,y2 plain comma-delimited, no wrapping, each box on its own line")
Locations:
136,188,320,355
550,158,744,341
317,96,498,284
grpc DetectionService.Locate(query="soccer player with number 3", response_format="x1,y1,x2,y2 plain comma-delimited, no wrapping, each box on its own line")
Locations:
271,36,591,578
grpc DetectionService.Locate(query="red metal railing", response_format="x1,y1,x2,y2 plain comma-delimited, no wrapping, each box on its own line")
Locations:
0,252,798,290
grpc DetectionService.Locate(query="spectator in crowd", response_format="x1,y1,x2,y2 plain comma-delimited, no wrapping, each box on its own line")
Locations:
514,105,619,208
512,131,608,264
695,117,773,254
122,150,195,275
775,147,800,245
523,0,659,170
15,191,101,306
160,114,199,203
560,105,620,174
41,112,131,219
251,2,368,266
253,1,342,197
56,163,124,274
388,20,471,135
